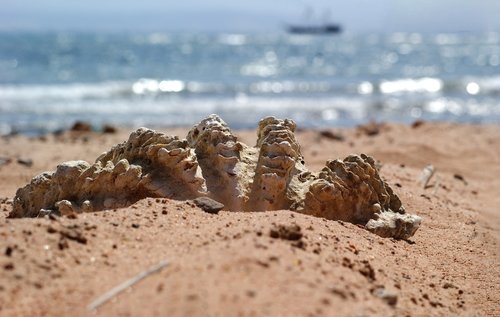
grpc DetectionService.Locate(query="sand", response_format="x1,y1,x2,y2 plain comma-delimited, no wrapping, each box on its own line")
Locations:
0,121,499,316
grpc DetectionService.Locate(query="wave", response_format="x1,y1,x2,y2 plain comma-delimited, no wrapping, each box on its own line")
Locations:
2,76,500,135
0,81,132,101
2,76,500,104
2,93,500,136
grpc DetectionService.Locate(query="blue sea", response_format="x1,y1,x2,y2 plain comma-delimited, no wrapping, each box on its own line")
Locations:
1,32,499,135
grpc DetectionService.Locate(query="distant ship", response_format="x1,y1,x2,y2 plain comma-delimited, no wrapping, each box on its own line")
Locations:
287,7,342,35
287,24,342,35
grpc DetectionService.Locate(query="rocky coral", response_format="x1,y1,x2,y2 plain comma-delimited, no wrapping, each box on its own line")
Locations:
299,155,404,223
10,128,206,218
10,115,421,239
249,117,308,211
186,114,254,210
365,211,422,240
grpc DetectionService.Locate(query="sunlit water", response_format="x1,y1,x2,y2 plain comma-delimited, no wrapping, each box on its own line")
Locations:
1,32,499,135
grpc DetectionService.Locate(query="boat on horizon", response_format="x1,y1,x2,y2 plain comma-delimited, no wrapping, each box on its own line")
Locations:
286,6,342,35
287,23,342,35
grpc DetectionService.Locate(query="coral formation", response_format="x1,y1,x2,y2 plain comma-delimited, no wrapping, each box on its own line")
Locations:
299,155,404,223
249,117,308,211
11,128,206,218
10,115,421,239
186,114,254,210
365,211,422,240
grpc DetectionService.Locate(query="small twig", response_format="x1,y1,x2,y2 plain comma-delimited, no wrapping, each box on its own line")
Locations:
87,259,170,311
432,175,441,196
419,165,435,189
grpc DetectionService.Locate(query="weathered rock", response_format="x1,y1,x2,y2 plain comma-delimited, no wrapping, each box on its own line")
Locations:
357,121,386,136
319,130,345,141
70,121,92,132
9,115,421,239
95,127,206,199
10,128,206,217
17,158,33,167
187,115,253,211
372,286,398,306
250,117,308,211
365,211,422,240
299,154,404,223
102,124,117,134
193,197,225,214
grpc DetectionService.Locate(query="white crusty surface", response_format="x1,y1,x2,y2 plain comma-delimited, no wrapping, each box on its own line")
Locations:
249,117,308,211
11,128,206,217
186,114,255,211
365,212,422,240
10,115,421,239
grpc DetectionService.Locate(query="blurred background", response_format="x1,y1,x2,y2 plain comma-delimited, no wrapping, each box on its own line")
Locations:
1,0,500,135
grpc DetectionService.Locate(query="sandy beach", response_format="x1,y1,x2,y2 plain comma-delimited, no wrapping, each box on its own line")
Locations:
0,121,499,316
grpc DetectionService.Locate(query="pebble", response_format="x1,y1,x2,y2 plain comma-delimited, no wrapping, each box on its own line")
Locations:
17,158,33,167
70,121,92,132
5,246,13,257
372,286,398,306
193,197,224,214
269,224,303,241
102,124,117,134
319,130,345,141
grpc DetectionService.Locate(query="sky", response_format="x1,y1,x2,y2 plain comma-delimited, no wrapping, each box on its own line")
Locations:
1,0,500,33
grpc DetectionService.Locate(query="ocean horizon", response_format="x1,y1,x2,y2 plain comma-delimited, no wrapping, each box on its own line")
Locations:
1,31,499,135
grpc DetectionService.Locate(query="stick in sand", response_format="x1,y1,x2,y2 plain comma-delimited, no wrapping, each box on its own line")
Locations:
87,259,170,311
419,165,435,189
432,175,441,196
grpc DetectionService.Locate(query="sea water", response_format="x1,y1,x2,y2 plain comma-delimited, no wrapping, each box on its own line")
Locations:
0,32,499,135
